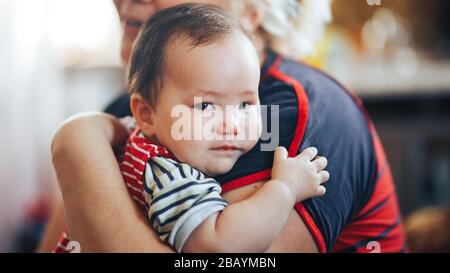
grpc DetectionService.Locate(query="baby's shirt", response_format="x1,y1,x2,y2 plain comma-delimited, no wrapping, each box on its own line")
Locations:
120,128,228,252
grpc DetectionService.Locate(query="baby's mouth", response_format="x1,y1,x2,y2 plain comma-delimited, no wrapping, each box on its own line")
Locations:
211,145,241,151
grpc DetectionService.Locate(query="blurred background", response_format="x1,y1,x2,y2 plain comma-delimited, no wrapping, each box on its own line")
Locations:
0,0,449,252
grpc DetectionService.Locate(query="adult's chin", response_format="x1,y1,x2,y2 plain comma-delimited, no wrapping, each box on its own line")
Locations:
120,34,137,64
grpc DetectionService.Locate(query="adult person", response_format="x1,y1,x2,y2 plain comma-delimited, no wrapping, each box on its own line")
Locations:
42,0,406,253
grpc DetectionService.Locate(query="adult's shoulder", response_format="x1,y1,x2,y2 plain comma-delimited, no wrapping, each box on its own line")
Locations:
278,58,377,191
274,59,374,150
279,59,367,125
275,59,379,251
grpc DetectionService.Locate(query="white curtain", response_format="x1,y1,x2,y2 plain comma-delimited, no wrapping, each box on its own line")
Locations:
0,0,65,252
0,0,123,252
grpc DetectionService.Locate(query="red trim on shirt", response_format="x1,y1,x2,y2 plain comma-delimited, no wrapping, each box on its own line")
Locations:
267,67,309,157
260,56,282,83
222,169,272,193
294,203,327,253
268,66,326,253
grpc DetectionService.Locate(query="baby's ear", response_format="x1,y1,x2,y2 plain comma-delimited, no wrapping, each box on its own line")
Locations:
130,93,156,136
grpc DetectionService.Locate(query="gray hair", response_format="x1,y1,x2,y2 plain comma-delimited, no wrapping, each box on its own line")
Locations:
230,0,332,59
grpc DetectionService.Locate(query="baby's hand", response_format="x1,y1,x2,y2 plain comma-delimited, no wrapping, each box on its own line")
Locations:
271,146,329,204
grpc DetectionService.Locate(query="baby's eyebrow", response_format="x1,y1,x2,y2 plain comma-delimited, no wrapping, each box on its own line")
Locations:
239,90,257,97
192,89,223,97
186,90,258,104
193,89,257,97
182,90,221,105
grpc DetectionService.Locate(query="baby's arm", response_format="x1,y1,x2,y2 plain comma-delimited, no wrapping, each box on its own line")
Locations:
182,146,329,253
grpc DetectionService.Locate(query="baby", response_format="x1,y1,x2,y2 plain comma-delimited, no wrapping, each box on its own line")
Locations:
118,4,329,253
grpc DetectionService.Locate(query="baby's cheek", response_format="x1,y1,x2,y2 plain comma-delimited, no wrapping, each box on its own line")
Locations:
204,157,236,177
215,159,237,175
244,110,262,140
241,125,261,152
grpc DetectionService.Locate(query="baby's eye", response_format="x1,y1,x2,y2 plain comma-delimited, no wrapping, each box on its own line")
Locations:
239,102,251,110
194,102,215,111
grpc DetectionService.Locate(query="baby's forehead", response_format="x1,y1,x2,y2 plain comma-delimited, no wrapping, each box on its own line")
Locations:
165,32,259,75
165,31,251,63
163,35,260,97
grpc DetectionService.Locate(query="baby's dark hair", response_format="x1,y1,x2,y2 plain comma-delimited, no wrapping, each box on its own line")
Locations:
128,3,244,108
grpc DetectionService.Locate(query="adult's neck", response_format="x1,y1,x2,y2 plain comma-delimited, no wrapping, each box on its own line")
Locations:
249,29,268,68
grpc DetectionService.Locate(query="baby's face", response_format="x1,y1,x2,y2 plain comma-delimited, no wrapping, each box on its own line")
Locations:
147,33,262,177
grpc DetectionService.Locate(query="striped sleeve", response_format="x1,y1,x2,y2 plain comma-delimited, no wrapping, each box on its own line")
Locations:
143,156,228,252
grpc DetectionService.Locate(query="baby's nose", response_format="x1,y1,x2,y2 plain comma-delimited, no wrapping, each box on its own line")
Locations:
216,112,241,136
217,122,240,136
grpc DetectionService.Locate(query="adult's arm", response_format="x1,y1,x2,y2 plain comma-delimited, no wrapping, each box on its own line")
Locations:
51,113,318,252
36,197,65,253
51,113,172,252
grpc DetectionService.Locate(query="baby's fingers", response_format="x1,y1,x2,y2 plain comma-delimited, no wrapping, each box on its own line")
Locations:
312,156,328,171
316,185,327,196
318,170,330,183
298,147,318,161
273,146,288,165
